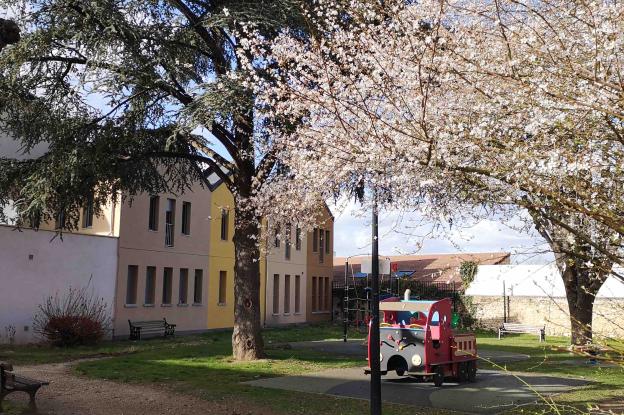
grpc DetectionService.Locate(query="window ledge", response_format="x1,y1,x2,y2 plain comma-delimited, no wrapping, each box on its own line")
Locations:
143,303,155,307
283,313,291,316
192,303,203,307
124,304,137,308
161,304,173,307
312,311,331,315
217,303,227,307
148,229,158,233
272,313,280,316
294,312,302,315
177,303,189,307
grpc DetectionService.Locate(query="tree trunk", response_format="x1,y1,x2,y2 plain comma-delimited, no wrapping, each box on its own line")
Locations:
231,138,266,361
556,255,609,346
232,205,265,360
568,292,594,346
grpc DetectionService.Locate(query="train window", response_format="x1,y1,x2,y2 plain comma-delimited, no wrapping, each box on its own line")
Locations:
430,311,440,326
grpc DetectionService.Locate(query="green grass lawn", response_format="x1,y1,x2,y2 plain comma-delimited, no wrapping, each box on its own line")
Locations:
1,325,442,415
2,325,623,414
475,331,624,413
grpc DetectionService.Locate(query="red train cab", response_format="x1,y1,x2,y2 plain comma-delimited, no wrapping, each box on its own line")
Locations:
366,295,477,386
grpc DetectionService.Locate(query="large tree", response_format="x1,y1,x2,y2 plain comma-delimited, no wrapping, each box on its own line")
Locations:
0,0,311,360
247,0,624,345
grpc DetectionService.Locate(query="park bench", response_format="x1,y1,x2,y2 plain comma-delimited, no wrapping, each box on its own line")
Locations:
0,361,49,412
128,318,176,340
498,322,545,342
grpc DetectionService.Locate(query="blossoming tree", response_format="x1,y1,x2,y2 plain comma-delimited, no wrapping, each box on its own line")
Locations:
247,0,624,345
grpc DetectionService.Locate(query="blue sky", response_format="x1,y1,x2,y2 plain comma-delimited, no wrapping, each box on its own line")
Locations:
332,201,554,264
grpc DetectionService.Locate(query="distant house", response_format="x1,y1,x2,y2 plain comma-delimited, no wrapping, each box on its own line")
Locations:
333,252,510,285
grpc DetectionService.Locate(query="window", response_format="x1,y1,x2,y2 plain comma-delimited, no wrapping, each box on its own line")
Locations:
218,271,227,304
285,224,291,260
319,229,325,263
319,277,325,312
83,196,94,228
181,202,191,235
312,277,317,312
145,266,156,305
312,228,318,252
165,199,175,247
126,265,138,305
220,209,229,240
179,268,188,305
162,267,173,304
193,269,203,304
295,275,301,314
54,209,66,230
274,225,280,248
284,275,290,314
273,274,280,314
295,227,301,251
26,212,41,229
148,196,159,231
325,230,331,255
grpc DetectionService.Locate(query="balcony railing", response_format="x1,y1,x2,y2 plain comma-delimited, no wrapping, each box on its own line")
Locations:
165,223,174,247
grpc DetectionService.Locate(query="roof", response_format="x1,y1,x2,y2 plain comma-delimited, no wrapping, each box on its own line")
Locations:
333,252,511,284
466,264,624,298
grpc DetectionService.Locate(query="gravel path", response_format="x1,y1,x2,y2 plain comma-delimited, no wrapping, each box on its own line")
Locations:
4,360,275,415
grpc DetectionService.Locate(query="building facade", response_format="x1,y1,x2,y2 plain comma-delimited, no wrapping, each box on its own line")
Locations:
306,206,335,323
1,177,333,343
112,183,212,337
265,222,308,326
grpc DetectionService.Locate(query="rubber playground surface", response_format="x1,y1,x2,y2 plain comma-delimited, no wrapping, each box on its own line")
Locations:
250,340,588,414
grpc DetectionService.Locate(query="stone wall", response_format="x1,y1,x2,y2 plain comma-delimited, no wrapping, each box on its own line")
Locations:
470,295,624,340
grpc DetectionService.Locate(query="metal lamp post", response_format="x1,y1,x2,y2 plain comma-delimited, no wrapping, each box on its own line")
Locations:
370,194,382,415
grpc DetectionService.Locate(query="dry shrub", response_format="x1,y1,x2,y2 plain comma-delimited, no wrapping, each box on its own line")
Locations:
33,284,111,347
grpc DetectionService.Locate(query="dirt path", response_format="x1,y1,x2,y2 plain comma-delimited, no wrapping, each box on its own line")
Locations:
4,360,274,415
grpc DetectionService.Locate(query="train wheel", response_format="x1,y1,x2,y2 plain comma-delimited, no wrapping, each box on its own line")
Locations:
457,362,468,382
467,361,477,382
433,366,444,387
396,368,405,376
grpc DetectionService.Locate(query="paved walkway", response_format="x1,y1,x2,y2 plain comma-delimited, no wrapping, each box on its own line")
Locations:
266,340,586,414
246,367,587,414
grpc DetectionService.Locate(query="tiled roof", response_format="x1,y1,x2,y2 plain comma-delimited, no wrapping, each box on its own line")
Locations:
333,252,511,284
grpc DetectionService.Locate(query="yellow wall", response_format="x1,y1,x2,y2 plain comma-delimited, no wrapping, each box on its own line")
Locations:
206,184,266,329
207,184,235,329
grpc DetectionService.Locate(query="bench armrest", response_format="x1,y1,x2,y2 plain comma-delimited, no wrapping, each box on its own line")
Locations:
0,362,14,371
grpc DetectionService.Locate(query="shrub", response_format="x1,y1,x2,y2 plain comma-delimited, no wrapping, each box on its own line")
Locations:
33,284,111,347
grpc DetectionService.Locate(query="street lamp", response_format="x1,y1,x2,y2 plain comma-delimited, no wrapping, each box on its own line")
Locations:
370,192,381,415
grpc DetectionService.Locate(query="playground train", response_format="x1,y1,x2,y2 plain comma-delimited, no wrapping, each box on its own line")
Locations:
366,292,477,387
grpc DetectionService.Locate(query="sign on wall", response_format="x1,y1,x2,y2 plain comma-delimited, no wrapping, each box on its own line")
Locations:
361,257,391,275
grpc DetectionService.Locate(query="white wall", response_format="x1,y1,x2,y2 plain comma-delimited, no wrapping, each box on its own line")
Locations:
0,225,118,344
467,264,624,298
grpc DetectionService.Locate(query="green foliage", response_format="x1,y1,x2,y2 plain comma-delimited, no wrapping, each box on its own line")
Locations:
0,0,305,229
459,260,478,288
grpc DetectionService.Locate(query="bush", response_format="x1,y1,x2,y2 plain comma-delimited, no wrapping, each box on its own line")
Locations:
33,284,111,347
